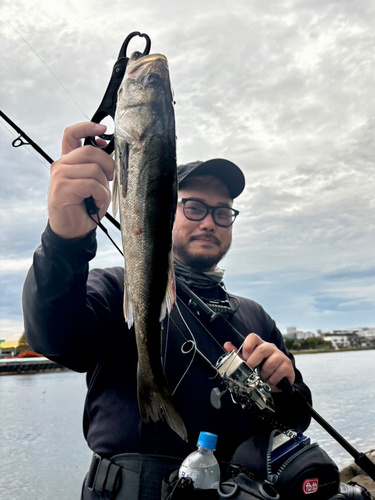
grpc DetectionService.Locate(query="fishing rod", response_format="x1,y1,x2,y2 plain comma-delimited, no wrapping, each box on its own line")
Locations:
0,110,54,164
177,277,375,481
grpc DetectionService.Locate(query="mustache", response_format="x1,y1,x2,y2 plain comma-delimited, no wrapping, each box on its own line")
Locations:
190,233,221,246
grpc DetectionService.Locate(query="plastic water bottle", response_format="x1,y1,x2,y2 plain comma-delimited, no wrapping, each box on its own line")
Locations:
178,431,220,489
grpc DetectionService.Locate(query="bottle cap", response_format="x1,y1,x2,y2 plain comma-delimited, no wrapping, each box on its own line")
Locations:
197,431,218,450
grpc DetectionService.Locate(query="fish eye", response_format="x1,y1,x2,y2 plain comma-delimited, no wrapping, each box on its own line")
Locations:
142,73,161,86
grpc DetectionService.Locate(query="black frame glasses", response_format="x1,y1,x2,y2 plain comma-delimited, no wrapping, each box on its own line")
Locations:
178,198,239,227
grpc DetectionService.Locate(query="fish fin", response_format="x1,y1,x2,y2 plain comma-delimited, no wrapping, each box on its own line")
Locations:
137,372,188,442
159,251,176,321
112,139,129,219
123,278,134,328
112,166,118,218
119,142,129,198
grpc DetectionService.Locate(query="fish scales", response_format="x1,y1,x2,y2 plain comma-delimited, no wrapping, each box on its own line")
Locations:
113,51,187,441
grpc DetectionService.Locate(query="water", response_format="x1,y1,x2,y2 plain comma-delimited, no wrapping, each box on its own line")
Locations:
0,370,91,500
296,350,375,468
1,350,374,499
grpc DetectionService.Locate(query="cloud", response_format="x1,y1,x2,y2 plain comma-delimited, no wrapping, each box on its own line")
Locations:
313,296,374,313
324,266,375,281
1,0,375,340
0,318,24,343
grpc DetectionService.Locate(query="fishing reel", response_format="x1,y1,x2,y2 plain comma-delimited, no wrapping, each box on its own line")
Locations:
215,350,275,412
182,341,275,413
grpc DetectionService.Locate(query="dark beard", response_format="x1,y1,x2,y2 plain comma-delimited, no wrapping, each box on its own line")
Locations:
173,244,228,271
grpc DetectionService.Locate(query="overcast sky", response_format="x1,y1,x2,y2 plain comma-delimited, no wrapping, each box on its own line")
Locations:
1,0,375,342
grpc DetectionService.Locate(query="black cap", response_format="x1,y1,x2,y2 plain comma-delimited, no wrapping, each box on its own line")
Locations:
177,159,245,199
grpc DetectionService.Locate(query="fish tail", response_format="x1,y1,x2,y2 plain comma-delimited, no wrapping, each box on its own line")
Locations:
137,374,188,442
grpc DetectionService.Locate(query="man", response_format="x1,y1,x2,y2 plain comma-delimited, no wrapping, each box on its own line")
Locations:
23,122,311,500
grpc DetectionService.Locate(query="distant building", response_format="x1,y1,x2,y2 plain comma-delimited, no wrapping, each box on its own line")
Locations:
282,325,375,349
284,327,318,340
356,328,375,339
0,342,20,358
321,332,360,349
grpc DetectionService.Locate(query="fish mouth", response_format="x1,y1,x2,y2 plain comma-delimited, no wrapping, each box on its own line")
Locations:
127,52,168,75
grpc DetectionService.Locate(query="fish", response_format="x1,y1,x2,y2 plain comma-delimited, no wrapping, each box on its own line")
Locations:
112,51,188,442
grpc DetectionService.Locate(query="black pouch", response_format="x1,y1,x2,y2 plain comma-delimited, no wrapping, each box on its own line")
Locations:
270,442,340,499
218,471,280,500
161,469,219,500
229,430,340,500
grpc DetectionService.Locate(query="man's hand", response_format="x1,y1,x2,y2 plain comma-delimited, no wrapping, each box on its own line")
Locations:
48,122,115,239
224,333,295,392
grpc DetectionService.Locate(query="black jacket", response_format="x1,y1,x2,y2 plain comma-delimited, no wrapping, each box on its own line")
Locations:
23,224,312,462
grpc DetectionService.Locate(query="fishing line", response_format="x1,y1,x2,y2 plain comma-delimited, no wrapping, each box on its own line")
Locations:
176,296,227,351
169,301,198,396
164,292,249,395
166,296,230,395
89,213,124,256
162,314,171,371
1,14,89,120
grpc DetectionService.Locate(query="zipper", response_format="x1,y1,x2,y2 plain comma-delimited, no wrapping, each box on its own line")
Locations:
267,442,319,485
266,430,280,477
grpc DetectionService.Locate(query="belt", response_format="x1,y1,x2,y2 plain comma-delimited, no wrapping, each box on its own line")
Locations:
85,452,182,500
86,453,127,499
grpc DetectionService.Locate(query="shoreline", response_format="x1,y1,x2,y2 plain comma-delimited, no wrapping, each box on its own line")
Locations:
291,347,375,355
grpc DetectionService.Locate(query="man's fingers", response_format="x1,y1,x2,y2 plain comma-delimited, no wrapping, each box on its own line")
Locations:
52,163,111,188
224,334,295,392
242,333,263,361
61,122,107,155
55,179,111,210
246,342,273,368
223,341,237,353
56,144,114,182
265,361,293,388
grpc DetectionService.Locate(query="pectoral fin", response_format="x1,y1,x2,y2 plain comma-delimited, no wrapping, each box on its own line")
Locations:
159,251,176,321
113,140,129,218
123,275,134,328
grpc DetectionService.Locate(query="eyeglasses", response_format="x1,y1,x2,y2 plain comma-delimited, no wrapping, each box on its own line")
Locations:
178,198,239,227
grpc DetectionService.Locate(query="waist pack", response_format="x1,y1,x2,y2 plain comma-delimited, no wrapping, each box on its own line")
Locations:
225,429,341,500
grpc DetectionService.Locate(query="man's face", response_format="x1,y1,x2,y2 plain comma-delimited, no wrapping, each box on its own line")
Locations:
173,175,234,271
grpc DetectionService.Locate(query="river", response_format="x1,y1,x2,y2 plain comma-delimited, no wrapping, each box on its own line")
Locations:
1,349,374,500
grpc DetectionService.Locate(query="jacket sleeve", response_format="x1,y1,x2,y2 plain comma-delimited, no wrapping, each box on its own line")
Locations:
22,224,125,372
231,297,312,433
265,317,313,433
